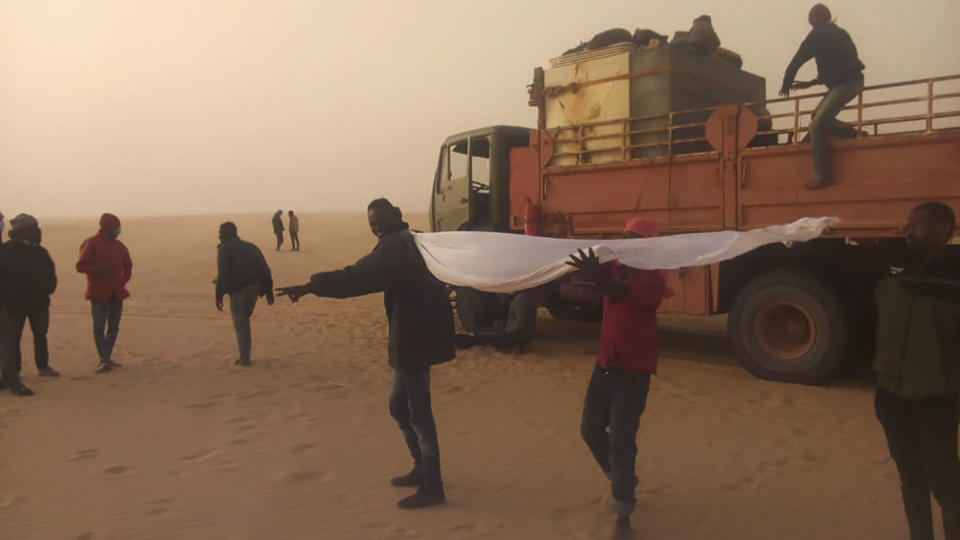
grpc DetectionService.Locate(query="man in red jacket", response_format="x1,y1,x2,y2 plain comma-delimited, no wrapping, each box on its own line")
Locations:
76,213,133,373
567,217,668,538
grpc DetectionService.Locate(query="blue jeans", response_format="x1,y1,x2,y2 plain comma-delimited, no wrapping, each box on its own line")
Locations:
809,76,864,178
389,368,442,486
91,298,123,364
581,364,651,516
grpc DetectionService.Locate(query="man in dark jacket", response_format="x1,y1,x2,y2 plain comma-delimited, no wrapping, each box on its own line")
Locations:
0,215,39,396
2,214,59,378
567,218,668,539
277,198,455,510
215,222,274,367
272,210,285,251
874,202,960,540
780,4,865,189
76,213,133,373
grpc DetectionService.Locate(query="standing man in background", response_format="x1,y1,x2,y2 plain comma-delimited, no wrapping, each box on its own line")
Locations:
779,3,865,189
76,213,133,373
3,214,60,378
272,210,285,251
288,210,300,252
0,214,39,396
215,222,274,367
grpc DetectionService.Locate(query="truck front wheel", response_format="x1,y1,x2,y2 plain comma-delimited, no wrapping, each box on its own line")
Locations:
727,270,848,384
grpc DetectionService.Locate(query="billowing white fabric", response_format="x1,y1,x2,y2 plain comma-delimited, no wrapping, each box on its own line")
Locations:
412,217,839,293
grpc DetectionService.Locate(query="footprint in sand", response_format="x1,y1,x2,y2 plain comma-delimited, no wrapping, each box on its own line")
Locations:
0,494,18,508
185,401,219,411
145,498,175,516
179,450,218,463
291,443,317,455
285,469,331,484
102,465,130,475
67,449,99,462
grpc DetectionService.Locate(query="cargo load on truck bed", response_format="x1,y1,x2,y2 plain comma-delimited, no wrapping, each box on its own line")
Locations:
544,45,766,165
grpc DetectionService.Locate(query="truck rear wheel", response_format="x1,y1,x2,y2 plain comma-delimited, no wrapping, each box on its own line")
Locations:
727,270,847,384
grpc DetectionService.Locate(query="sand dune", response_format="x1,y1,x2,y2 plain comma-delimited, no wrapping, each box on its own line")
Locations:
0,213,915,539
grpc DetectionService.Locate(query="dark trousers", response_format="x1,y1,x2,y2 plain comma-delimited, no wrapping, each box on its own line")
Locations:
581,364,651,516
229,284,260,363
876,388,960,540
275,231,284,250
9,301,51,373
389,367,442,486
0,308,21,386
290,231,300,251
91,298,123,364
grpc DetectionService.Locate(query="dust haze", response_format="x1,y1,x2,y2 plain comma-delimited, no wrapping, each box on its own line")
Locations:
2,0,958,217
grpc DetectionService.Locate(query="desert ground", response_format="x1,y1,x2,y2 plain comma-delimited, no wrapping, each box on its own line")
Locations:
0,213,928,539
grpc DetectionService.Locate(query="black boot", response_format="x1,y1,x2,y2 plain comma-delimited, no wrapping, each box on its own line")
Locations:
397,483,445,509
9,382,34,397
390,469,422,487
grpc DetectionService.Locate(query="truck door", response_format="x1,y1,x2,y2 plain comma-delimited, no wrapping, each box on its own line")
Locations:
432,139,470,232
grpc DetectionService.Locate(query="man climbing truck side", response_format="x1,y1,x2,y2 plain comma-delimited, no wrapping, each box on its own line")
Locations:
429,16,960,385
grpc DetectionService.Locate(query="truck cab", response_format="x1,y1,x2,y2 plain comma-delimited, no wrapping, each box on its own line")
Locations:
430,126,530,233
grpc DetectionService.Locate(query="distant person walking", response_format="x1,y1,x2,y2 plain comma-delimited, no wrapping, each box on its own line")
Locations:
215,222,274,367
1,214,59,378
288,210,300,252
567,217,668,539
779,3,865,189
874,202,960,540
272,210,285,251
76,213,133,373
277,198,455,510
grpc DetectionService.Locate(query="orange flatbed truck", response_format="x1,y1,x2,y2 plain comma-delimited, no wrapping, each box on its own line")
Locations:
429,43,960,384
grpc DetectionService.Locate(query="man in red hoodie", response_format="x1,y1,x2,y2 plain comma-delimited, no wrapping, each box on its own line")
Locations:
567,217,668,539
76,213,133,373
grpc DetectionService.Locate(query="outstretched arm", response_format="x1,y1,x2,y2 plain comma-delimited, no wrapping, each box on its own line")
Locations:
277,248,390,303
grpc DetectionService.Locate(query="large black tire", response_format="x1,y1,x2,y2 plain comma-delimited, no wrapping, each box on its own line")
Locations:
453,287,508,333
727,270,848,384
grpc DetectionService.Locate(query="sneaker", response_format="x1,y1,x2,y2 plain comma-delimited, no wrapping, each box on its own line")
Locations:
9,383,34,397
109,361,123,368
95,363,113,374
397,484,445,510
390,469,422,488
38,367,60,377
234,359,251,367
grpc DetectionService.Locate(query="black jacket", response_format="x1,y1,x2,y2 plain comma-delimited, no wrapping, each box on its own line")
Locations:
0,240,57,308
874,250,960,398
216,238,273,298
783,23,864,90
309,227,455,371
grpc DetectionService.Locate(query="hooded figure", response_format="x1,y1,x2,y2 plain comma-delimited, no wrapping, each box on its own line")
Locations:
0,214,59,380
76,213,133,372
567,217,668,536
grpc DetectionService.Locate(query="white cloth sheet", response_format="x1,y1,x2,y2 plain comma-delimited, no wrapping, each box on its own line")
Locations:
412,217,839,293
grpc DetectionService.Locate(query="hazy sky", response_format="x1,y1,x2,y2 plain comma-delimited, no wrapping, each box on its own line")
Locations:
2,0,958,218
